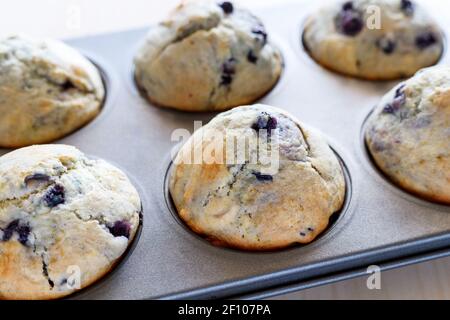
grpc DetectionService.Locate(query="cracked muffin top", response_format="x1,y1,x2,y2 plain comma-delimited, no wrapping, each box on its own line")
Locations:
134,0,282,112
0,145,141,299
0,35,105,148
303,0,444,80
365,66,450,204
169,104,346,250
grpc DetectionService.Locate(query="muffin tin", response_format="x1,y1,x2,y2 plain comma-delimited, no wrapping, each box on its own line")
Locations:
1,0,450,299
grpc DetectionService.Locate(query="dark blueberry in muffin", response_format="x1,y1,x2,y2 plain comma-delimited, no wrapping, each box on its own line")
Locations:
24,173,51,185
218,1,234,14
44,184,65,208
16,225,31,246
400,0,414,16
2,219,19,241
247,50,258,63
382,104,395,114
342,1,354,11
393,86,406,107
377,38,396,54
252,172,273,182
108,220,131,238
61,81,76,91
251,26,268,46
416,32,438,49
395,84,406,97
336,8,363,36
220,58,236,86
1,220,29,246
383,86,406,114
252,113,278,132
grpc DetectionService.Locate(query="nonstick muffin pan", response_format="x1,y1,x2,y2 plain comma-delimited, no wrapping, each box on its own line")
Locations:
1,0,449,299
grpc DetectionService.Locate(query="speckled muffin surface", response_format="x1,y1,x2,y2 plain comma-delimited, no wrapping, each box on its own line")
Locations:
134,0,282,112
365,66,450,204
303,0,443,80
170,105,346,250
0,35,105,148
0,145,141,300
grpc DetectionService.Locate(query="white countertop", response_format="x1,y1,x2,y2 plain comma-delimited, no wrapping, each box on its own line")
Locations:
2,0,449,300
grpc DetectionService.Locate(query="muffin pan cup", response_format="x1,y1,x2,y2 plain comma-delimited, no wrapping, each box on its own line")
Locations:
1,0,450,299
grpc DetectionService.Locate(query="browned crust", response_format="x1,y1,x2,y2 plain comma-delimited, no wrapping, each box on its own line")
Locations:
0,210,143,300
176,205,340,252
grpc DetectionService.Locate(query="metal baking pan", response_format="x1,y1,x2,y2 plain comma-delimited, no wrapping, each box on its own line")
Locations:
1,0,449,299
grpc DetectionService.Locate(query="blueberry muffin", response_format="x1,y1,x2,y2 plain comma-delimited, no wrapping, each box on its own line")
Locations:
303,0,444,80
169,104,346,250
0,145,141,299
0,35,105,148
365,66,450,203
134,0,282,112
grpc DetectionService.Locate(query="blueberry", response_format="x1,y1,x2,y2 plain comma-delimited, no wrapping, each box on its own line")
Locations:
251,113,278,132
108,220,131,238
299,232,307,237
251,26,268,46
252,172,273,182
218,1,233,14
1,220,30,246
16,225,30,246
395,84,406,98
247,50,258,63
382,104,395,114
24,173,51,185
416,32,437,49
44,184,65,208
383,85,406,114
61,81,75,91
266,117,277,131
377,38,396,54
342,1,354,11
400,0,414,16
220,58,236,86
2,220,19,241
336,9,363,36
393,86,406,107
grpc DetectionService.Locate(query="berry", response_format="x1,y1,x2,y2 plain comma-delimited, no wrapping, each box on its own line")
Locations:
336,8,363,36
252,172,273,182
44,184,65,208
219,2,234,14
108,220,131,238
416,32,437,49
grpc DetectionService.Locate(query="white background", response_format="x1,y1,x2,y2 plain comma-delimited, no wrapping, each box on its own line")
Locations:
2,0,450,299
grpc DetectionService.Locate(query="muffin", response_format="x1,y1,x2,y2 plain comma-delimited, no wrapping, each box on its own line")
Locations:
303,0,444,80
365,66,450,204
169,104,346,250
134,0,282,112
0,35,105,148
0,145,141,299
